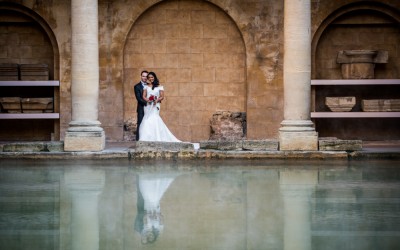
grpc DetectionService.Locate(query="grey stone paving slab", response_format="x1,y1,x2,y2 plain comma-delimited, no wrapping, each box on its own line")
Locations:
319,139,362,151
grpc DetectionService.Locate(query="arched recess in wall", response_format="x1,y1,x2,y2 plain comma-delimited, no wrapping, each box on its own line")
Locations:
312,2,400,79
0,2,60,80
123,0,246,142
0,2,60,141
311,2,400,141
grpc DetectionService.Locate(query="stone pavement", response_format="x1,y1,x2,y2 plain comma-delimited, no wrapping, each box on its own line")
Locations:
0,140,399,160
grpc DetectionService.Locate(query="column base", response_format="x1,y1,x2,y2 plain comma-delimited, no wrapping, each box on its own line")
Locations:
64,131,105,151
279,120,318,151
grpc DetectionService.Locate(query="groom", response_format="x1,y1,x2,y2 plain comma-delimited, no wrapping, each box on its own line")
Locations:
134,70,148,141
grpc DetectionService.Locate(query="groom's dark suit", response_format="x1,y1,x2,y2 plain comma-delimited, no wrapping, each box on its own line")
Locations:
134,82,147,141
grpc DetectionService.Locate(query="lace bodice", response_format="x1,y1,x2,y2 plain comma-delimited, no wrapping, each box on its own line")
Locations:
145,85,164,99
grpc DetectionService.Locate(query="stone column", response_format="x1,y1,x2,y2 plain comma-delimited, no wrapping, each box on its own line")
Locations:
280,170,318,250
279,0,318,150
64,169,105,250
64,0,105,151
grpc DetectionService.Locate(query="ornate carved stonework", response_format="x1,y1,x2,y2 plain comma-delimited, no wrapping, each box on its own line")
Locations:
337,50,388,79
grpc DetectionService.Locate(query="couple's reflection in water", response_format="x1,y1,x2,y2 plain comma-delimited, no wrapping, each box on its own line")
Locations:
134,173,180,244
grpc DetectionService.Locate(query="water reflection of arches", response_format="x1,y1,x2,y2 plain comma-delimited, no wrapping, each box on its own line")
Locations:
134,173,180,244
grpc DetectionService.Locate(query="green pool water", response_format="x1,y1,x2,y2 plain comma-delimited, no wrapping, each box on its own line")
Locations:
0,159,399,250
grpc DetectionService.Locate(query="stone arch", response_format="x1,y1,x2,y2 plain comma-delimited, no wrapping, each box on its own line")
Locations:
0,2,60,80
312,2,400,79
123,0,246,142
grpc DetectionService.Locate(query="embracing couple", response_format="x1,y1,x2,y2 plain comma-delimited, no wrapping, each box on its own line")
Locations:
134,71,180,142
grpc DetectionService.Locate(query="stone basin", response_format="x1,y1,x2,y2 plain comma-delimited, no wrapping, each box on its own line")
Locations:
21,98,53,113
0,97,21,113
325,96,356,112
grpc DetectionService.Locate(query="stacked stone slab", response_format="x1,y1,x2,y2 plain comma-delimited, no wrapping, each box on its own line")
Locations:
21,98,53,113
19,64,49,80
319,138,362,151
361,99,400,112
0,97,22,113
0,63,19,80
325,97,356,112
200,140,279,151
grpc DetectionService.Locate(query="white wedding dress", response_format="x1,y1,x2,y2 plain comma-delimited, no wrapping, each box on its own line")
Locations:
139,85,181,142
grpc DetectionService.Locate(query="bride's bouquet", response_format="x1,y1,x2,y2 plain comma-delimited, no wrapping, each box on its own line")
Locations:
148,95,160,111
149,95,157,104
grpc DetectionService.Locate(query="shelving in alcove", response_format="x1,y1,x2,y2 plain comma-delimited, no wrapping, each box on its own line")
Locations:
311,79,400,118
0,81,60,119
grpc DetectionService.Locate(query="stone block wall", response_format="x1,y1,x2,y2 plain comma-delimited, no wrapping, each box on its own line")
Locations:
1,0,400,142
0,13,54,78
123,0,246,142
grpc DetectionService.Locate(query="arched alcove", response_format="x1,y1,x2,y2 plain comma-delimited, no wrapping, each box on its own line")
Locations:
123,0,246,142
311,2,400,140
0,3,60,141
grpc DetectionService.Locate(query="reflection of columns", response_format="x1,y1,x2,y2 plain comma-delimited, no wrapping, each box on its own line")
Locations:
279,0,318,150
65,169,105,250
280,171,318,250
64,0,105,151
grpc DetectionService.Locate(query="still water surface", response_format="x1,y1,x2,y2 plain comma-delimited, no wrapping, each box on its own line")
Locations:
0,159,399,250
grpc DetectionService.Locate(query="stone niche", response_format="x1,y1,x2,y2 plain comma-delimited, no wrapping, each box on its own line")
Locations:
209,111,246,140
336,50,388,79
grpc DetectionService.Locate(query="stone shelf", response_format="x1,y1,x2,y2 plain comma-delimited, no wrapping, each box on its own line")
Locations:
0,80,60,122
311,79,400,85
311,112,400,118
0,80,59,86
0,113,59,119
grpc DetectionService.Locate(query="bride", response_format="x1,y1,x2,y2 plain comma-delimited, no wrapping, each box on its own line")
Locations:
139,72,181,142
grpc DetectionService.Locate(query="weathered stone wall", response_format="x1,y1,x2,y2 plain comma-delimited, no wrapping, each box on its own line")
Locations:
123,0,246,142
0,0,399,142
113,0,284,142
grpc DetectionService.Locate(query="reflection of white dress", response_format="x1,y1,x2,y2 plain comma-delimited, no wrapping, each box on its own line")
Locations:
138,173,177,213
139,85,181,142
138,173,179,238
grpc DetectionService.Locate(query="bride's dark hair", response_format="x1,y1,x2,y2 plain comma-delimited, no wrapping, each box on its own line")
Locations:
148,72,159,90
